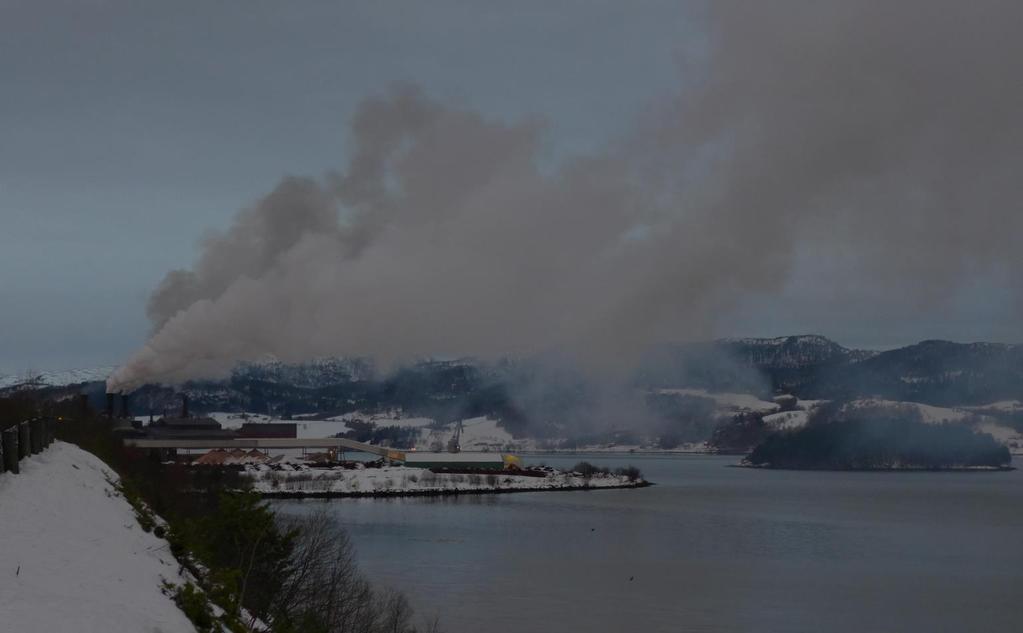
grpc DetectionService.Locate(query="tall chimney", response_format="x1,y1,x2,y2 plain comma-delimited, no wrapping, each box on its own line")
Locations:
105,393,115,418
119,394,130,419
181,394,189,419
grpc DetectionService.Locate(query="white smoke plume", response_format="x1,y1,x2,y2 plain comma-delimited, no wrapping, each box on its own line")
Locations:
109,1,1023,392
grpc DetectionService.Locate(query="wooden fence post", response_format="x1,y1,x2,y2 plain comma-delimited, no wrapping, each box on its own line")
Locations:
3,427,18,474
30,419,44,454
18,421,30,460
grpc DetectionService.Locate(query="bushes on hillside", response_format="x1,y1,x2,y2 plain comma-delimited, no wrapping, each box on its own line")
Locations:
572,461,643,481
709,412,769,453
572,461,608,477
49,404,432,633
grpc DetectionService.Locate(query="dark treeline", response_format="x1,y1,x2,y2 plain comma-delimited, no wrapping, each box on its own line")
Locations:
708,412,770,454
2,394,437,633
571,461,643,482
745,403,1011,470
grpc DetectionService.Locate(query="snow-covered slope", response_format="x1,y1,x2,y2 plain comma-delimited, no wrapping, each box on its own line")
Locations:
0,366,117,389
418,416,517,451
0,442,195,633
763,410,809,430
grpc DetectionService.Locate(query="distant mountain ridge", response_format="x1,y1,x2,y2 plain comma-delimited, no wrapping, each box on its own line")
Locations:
716,335,877,368
0,366,118,390
5,337,1023,417
812,339,1023,405
695,335,1023,406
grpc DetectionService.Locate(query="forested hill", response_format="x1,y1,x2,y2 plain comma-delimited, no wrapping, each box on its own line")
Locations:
744,402,1012,470
808,340,1023,405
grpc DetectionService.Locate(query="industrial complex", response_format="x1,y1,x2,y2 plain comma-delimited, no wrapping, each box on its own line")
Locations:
108,392,520,471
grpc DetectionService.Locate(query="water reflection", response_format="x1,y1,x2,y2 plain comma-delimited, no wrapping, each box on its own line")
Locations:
273,454,1022,633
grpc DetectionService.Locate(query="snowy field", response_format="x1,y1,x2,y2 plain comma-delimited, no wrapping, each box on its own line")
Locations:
763,410,810,430
0,442,195,633
212,410,533,450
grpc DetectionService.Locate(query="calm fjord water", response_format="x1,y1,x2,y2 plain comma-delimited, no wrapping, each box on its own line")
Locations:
273,454,1022,633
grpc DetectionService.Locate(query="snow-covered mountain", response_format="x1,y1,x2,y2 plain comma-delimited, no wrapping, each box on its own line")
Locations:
818,339,1023,405
0,366,118,390
7,338,1023,434
639,336,1023,404
716,335,876,368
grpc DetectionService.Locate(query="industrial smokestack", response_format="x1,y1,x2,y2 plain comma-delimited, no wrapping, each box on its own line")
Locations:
119,394,130,420
78,393,89,419
105,393,114,418
181,394,189,419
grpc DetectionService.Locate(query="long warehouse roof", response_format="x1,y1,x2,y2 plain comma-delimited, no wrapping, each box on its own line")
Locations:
403,452,504,462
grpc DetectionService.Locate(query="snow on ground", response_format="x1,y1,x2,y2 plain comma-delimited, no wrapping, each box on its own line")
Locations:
418,416,517,451
913,403,972,424
851,399,973,424
974,422,1023,454
294,420,352,438
796,399,827,410
763,410,809,430
206,412,350,438
210,411,440,439
216,411,521,451
244,463,641,496
656,388,779,413
963,400,1023,413
758,398,1022,453
0,366,117,389
329,410,435,428
976,422,1017,443
208,411,275,429
0,442,194,633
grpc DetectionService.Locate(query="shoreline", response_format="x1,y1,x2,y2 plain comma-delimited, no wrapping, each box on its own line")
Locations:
735,463,1016,472
243,463,650,497
258,479,652,499
520,449,723,456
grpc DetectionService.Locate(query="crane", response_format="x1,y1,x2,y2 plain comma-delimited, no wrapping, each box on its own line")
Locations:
446,419,464,453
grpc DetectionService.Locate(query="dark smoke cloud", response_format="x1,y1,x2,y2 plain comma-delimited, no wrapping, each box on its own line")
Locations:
109,1,1023,391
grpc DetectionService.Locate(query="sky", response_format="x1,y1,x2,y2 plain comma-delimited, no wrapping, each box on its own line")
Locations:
2,1,1020,376
1,1,685,372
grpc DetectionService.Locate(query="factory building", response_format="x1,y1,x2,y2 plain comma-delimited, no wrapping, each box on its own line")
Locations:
402,452,512,471
144,416,236,440
237,422,297,439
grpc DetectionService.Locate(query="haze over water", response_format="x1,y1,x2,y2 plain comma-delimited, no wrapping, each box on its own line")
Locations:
275,454,1023,633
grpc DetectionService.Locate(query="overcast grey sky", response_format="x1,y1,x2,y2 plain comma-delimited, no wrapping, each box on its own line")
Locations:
1,1,686,372
3,1,1020,375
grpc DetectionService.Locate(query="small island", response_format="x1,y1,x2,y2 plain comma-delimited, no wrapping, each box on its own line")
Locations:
242,460,648,498
743,402,1013,471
